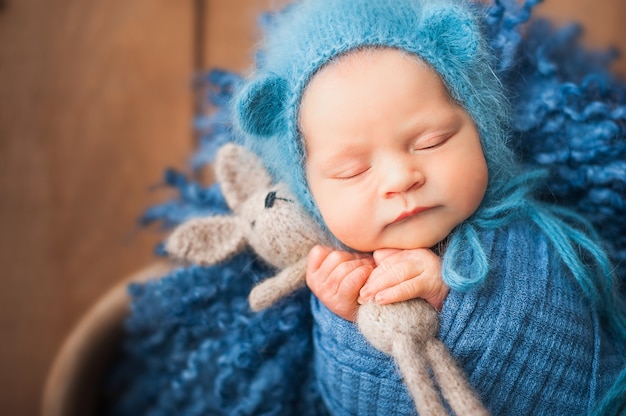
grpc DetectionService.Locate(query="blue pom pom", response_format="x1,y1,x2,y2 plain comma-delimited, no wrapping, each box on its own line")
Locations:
234,75,288,137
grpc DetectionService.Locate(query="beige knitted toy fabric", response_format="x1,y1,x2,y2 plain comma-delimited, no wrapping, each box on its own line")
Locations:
166,143,328,311
358,300,488,416
166,143,488,415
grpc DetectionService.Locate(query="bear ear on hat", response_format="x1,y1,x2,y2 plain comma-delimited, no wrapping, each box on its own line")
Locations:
234,74,289,138
420,4,480,64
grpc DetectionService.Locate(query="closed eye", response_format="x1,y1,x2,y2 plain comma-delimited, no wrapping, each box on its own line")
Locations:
413,134,451,151
334,167,370,181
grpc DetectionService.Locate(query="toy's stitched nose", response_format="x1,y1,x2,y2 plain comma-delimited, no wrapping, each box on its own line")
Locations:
265,191,277,208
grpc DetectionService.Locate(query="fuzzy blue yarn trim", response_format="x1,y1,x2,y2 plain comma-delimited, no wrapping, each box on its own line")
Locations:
505,17,626,282
103,252,328,415
104,1,626,414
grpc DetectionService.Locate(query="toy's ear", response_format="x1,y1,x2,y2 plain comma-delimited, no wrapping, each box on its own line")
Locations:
234,74,288,137
420,5,479,64
215,143,273,210
165,216,246,266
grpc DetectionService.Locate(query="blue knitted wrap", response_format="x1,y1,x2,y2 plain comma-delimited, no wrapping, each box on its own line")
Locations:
104,0,626,415
312,222,625,415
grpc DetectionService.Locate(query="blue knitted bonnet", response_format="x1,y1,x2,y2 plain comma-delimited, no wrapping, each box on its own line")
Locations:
234,0,510,227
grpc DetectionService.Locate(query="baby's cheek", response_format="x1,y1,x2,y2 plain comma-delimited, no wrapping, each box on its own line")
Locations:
326,216,356,243
326,215,368,250
309,181,378,251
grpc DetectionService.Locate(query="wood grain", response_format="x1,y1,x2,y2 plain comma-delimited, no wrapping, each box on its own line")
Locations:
0,1,193,414
202,0,291,72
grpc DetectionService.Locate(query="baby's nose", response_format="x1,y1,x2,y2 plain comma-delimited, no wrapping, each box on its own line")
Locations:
381,157,424,198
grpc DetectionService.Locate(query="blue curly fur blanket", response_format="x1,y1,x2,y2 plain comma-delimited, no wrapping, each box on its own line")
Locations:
103,1,626,414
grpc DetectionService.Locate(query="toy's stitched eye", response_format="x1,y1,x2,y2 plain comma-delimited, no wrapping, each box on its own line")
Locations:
250,220,256,229
265,191,277,208
264,191,293,209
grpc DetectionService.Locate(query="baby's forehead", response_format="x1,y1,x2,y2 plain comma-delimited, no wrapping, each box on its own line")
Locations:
299,48,461,144
307,47,426,86
300,47,454,121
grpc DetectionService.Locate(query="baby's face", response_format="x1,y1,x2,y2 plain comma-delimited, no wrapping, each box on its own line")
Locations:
300,48,488,252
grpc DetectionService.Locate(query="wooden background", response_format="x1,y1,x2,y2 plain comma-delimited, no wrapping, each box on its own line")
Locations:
0,1,624,415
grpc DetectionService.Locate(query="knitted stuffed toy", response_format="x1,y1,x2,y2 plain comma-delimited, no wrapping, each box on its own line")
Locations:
165,142,328,312
166,142,488,416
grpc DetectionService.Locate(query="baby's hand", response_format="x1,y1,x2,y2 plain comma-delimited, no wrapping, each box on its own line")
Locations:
359,248,448,310
306,245,375,321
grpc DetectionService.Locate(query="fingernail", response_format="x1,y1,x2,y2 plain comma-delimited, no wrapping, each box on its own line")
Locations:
375,293,386,304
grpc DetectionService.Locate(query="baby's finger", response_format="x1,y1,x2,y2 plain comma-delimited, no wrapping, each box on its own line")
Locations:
308,248,374,288
372,248,402,265
361,260,422,299
307,245,334,274
375,278,449,310
335,263,373,320
339,262,373,297
325,253,373,291
374,278,423,304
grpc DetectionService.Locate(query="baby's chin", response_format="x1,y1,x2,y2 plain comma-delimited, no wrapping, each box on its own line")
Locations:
340,236,447,253
330,221,454,252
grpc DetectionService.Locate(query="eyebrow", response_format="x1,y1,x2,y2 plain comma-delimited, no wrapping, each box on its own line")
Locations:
308,142,367,170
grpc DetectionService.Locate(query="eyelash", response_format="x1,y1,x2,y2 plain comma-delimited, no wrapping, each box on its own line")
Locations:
335,167,370,181
330,133,452,181
414,134,450,151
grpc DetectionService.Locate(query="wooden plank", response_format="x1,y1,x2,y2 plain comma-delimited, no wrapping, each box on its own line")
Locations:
202,0,625,76
203,0,291,72
0,0,194,414
534,0,626,76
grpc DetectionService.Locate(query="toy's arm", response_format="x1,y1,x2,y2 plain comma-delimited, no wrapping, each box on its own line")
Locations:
165,217,246,266
248,257,307,311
